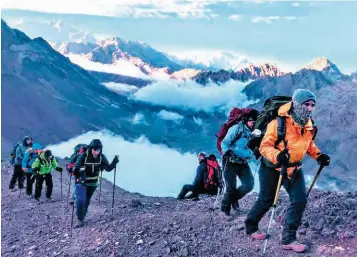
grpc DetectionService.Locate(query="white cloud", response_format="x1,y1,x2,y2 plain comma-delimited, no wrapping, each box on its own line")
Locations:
228,14,243,22
251,16,302,24
1,0,224,19
131,112,146,125
67,53,150,79
157,110,184,122
102,82,139,96
193,116,203,126
130,79,257,113
168,50,252,71
47,130,261,196
292,2,300,7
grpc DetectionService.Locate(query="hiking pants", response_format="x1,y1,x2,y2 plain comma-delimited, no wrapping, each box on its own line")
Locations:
245,163,307,244
177,184,217,199
25,173,36,195
35,174,53,199
221,160,254,212
9,164,25,189
75,183,97,221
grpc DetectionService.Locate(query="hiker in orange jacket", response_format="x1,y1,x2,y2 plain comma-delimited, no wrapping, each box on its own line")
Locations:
245,89,330,253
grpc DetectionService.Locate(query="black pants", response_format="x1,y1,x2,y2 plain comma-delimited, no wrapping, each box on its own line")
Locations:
221,160,254,212
245,163,307,244
9,164,24,189
177,184,217,199
25,173,36,195
35,174,53,199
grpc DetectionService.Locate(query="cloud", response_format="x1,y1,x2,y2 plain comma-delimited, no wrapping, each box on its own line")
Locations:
130,79,257,113
102,82,139,96
1,0,224,19
131,112,146,125
228,14,243,22
67,53,150,79
292,2,300,7
157,110,184,122
251,16,302,24
47,130,262,196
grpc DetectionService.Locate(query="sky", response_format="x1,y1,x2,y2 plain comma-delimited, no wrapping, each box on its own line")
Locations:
1,1,357,73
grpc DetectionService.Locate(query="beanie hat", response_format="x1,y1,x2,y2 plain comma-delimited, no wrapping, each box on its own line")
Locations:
197,152,207,162
292,89,316,105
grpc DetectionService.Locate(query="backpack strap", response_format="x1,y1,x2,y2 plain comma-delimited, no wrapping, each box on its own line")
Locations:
275,116,287,148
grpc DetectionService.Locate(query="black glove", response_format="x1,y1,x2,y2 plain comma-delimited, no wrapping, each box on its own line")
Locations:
55,166,63,172
277,150,290,166
32,167,40,173
112,155,119,165
317,153,330,166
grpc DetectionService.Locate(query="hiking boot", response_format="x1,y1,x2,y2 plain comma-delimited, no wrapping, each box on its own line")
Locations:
219,211,234,221
192,197,200,201
282,241,308,253
251,231,267,240
75,220,85,228
10,188,16,192
232,201,240,214
46,197,52,203
69,199,75,205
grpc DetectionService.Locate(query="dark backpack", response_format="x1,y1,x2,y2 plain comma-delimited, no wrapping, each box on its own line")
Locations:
249,96,318,158
66,144,88,173
10,141,21,164
215,108,258,156
203,154,221,190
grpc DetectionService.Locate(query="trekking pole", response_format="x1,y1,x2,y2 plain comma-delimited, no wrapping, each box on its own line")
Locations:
262,165,287,256
67,174,72,206
98,170,103,204
61,171,63,198
307,164,324,198
111,158,118,217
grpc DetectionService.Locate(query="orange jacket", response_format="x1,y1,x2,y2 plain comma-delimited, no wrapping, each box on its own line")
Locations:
259,102,321,176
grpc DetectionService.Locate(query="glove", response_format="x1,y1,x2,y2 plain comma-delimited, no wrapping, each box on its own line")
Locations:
32,167,40,173
22,168,27,172
112,155,119,165
317,153,330,166
55,166,63,172
277,150,290,166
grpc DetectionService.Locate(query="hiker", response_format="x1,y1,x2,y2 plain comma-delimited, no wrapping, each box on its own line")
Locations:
9,136,33,191
244,89,330,253
72,139,118,227
220,109,259,220
177,152,222,201
22,143,42,198
66,144,88,204
32,149,63,202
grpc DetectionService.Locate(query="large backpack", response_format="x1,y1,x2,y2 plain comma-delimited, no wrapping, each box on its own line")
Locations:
203,154,221,190
10,141,21,165
66,144,88,173
215,107,258,156
249,96,318,158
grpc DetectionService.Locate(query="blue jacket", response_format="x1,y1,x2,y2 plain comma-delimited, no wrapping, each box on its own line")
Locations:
192,161,207,188
22,143,42,173
15,136,33,165
221,122,254,160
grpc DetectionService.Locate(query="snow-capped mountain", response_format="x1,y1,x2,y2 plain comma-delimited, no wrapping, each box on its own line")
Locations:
304,57,345,81
193,63,285,85
167,51,252,71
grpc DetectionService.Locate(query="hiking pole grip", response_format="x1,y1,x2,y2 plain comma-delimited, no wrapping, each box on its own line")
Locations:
307,164,324,198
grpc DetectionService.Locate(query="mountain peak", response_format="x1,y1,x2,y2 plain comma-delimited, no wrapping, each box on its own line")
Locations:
304,57,343,80
305,57,335,71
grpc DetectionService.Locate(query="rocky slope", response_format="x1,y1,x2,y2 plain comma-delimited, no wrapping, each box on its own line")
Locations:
2,163,357,257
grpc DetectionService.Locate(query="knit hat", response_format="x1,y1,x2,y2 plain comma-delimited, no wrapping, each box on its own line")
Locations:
292,89,316,105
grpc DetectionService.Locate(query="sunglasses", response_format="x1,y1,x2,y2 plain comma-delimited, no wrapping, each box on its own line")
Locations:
92,148,101,152
303,102,315,108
